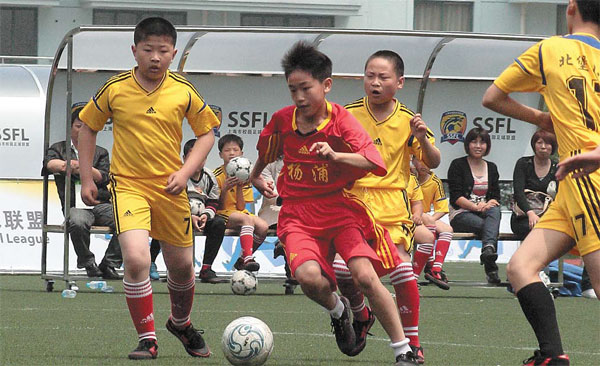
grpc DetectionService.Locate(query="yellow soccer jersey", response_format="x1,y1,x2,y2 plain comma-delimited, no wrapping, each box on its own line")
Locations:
345,97,436,190
214,164,254,212
79,68,220,178
494,33,600,159
406,174,424,202
419,173,449,213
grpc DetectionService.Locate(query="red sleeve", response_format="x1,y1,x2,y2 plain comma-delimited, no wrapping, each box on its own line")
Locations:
337,107,387,176
257,108,286,164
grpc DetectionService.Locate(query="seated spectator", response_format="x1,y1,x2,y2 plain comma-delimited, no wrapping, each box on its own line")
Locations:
257,156,298,294
447,127,501,285
511,129,558,239
43,102,122,279
214,134,268,272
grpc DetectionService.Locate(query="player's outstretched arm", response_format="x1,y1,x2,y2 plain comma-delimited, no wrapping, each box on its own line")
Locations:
482,84,553,132
556,145,600,180
78,124,100,206
250,157,276,199
309,141,377,171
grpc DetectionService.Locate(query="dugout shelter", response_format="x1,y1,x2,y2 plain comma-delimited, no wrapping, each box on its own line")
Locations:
40,26,545,289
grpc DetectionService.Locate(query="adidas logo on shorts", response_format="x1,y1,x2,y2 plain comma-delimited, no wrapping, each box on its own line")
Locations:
146,107,156,114
124,210,133,217
373,137,382,146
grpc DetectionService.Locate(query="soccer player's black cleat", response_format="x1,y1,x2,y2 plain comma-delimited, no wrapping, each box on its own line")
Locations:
128,338,158,360
242,257,260,272
166,319,211,358
425,270,450,290
346,307,376,357
330,296,356,355
410,344,425,364
199,268,226,284
395,350,419,365
522,350,570,365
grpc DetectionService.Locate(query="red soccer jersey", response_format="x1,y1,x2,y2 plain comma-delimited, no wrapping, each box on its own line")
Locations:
257,101,386,199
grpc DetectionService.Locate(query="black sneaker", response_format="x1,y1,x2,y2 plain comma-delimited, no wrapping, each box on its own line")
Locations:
84,263,103,278
199,268,226,284
523,350,570,365
346,307,376,357
330,296,356,355
395,350,419,366
486,270,501,285
283,279,298,295
233,257,244,271
410,344,425,365
425,270,450,290
243,258,260,272
273,241,285,259
480,246,498,266
128,338,158,360
166,319,210,358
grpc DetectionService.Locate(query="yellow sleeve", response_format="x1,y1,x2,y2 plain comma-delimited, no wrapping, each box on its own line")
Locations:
79,80,114,132
409,128,436,160
186,87,220,137
432,197,449,213
407,175,423,201
494,41,545,94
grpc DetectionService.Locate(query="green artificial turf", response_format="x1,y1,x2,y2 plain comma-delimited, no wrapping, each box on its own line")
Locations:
1,262,598,365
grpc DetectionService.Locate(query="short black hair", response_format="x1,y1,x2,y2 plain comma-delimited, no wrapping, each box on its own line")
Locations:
183,138,196,157
530,129,558,155
281,41,332,81
365,50,404,77
218,134,243,152
577,0,599,25
464,127,491,156
134,17,177,46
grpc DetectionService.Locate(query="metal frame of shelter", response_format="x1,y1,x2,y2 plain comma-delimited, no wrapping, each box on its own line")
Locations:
41,26,547,291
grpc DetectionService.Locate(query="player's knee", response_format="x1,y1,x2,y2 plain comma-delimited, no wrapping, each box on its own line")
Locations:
294,265,321,288
351,270,378,294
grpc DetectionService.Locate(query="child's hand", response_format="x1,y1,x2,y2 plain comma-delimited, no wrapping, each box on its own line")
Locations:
252,175,277,199
165,170,187,195
224,176,241,190
310,141,337,161
410,114,428,141
192,214,207,231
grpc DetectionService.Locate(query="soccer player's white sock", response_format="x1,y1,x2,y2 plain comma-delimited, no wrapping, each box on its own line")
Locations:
390,338,411,358
326,292,344,319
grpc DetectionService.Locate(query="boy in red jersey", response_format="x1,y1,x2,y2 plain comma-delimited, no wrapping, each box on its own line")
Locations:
77,17,219,360
250,41,418,366
483,1,599,364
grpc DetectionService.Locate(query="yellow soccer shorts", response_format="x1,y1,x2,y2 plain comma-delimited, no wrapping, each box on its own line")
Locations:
216,209,253,225
109,175,193,247
349,186,415,252
536,172,600,256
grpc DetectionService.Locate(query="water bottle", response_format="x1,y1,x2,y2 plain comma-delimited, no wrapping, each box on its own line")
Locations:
86,281,107,290
61,289,77,298
101,285,114,293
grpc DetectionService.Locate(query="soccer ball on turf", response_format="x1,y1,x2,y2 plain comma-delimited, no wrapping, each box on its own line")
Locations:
230,270,257,295
221,316,274,366
226,157,253,182
189,197,205,216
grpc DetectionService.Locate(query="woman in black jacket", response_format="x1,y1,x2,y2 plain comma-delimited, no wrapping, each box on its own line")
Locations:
511,130,558,239
447,127,502,284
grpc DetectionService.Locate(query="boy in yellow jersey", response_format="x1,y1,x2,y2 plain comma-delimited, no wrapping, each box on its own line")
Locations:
482,1,599,364
411,156,453,290
213,134,269,272
77,17,220,360
334,50,440,364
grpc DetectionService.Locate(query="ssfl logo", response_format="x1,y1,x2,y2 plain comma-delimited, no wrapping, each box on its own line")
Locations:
440,111,467,145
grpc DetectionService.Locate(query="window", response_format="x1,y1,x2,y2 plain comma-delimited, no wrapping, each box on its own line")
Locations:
414,1,473,32
0,7,38,57
93,9,187,26
241,14,334,27
556,5,567,35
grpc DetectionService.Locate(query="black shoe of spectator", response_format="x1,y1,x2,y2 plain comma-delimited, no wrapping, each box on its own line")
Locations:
479,246,498,266
85,263,103,278
273,242,285,259
486,271,501,285
99,263,122,280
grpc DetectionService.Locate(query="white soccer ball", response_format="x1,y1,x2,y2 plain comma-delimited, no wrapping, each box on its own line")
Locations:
221,316,274,366
189,197,205,216
226,157,253,182
230,270,257,296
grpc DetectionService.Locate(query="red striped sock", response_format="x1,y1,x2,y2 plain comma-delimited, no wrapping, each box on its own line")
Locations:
123,277,156,340
167,275,195,329
433,232,452,273
240,225,254,258
333,259,369,322
391,263,420,347
412,243,433,278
